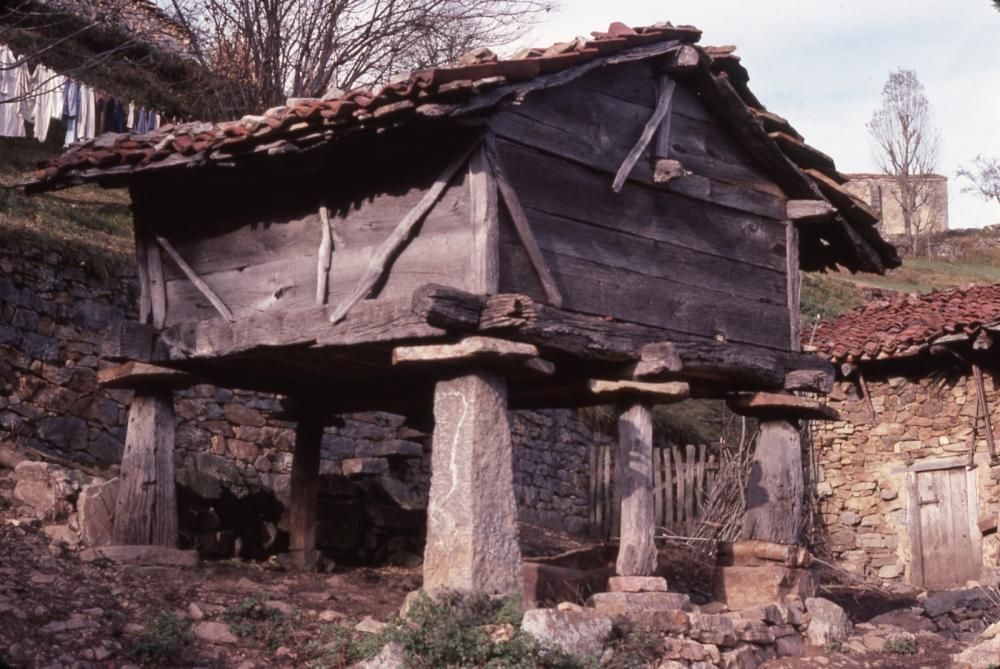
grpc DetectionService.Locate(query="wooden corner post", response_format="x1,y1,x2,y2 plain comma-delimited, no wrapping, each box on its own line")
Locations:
288,408,324,568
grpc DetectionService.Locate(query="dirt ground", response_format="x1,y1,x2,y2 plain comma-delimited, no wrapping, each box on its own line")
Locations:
0,469,983,668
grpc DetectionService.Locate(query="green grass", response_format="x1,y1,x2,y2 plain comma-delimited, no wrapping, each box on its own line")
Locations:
127,612,191,665
0,136,133,271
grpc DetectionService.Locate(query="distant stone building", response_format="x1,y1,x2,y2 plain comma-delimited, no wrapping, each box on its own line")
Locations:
845,173,949,237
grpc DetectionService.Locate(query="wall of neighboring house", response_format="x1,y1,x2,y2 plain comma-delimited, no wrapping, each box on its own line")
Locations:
844,174,949,237
0,244,597,557
813,371,1000,586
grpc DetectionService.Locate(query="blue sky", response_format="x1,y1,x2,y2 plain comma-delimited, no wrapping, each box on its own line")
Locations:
523,0,1000,229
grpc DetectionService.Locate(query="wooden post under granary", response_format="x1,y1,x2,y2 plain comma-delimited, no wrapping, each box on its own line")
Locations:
112,388,178,546
741,420,804,545
615,401,657,576
288,410,324,567
423,369,522,595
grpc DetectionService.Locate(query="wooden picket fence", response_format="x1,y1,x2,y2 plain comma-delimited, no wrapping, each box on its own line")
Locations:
589,443,718,540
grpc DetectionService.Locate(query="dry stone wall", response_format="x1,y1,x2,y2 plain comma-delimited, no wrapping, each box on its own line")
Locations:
812,372,1000,584
0,246,596,551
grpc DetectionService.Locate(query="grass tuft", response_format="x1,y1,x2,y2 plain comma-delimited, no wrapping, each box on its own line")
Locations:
128,612,191,665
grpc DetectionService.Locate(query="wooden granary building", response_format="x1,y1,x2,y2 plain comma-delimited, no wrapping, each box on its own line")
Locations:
26,22,898,595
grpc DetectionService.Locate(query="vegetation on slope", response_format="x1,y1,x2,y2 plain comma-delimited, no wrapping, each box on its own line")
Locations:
0,137,133,271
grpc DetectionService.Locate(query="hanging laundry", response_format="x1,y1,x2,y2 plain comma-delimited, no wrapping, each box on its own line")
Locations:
62,78,80,145
126,101,135,130
0,45,27,137
78,84,95,141
31,66,65,143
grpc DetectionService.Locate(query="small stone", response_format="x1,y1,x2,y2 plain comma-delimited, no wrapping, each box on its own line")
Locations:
607,576,668,593
193,621,238,644
188,603,204,620
355,616,386,634
804,597,852,647
521,609,613,659
319,609,346,622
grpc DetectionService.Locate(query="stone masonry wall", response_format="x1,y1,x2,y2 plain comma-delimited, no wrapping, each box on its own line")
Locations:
812,372,1000,584
0,245,596,541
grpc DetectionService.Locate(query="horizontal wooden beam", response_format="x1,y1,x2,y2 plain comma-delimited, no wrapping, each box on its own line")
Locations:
726,391,839,421
786,199,836,224
588,379,689,402
624,342,683,380
98,362,201,390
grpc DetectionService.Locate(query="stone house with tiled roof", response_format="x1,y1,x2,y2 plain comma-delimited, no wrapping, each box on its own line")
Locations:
843,173,949,238
810,285,1000,589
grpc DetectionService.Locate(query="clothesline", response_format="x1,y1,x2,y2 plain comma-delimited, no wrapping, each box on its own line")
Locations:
0,42,164,146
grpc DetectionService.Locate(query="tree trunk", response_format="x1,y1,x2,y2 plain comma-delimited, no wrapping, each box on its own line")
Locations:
616,401,657,576
423,369,522,595
113,389,177,546
741,420,804,545
288,412,324,562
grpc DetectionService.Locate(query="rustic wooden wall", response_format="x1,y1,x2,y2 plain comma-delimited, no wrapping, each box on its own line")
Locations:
490,61,791,351
130,132,479,327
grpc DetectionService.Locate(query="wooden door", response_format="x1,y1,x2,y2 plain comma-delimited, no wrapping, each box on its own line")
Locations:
910,466,981,588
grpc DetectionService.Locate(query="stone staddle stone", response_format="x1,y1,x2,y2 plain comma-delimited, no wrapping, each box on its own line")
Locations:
608,575,669,593
422,370,522,595
713,565,816,611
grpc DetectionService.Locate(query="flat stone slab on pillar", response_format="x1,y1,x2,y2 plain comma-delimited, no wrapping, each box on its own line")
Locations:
588,591,692,615
423,369,522,595
713,565,816,612
608,576,668,593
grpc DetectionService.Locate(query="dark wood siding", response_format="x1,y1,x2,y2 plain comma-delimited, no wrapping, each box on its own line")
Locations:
491,61,791,350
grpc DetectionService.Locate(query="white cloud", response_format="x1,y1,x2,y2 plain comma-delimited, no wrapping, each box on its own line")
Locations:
525,0,1000,228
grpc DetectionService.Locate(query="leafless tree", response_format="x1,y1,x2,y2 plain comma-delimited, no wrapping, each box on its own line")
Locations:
867,69,941,255
958,155,1000,207
161,0,555,114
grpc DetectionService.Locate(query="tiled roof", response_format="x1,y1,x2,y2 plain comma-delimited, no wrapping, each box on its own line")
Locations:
809,284,1000,362
22,20,899,273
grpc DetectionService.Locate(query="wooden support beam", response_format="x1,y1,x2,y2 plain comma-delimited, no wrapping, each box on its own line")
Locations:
329,139,481,324
660,44,700,74
316,206,334,305
153,234,235,323
469,144,500,294
786,199,836,224
485,140,564,307
858,372,877,425
624,342,683,380
98,361,201,390
787,221,801,351
616,401,657,577
589,379,689,402
113,389,177,546
288,410,324,568
134,225,166,328
727,392,839,421
784,368,834,394
973,364,997,460
805,168,879,227
741,420,804,545
613,75,677,192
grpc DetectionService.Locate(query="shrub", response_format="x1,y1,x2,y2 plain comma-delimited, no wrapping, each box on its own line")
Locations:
221,598,292,648
128,612,191,664
883,635,918,655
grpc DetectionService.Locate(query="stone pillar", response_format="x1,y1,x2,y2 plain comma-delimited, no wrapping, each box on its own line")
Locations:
615,401,657,577
423,369,522,595
113,388,177,546
741,420,804,545
288,411,324,567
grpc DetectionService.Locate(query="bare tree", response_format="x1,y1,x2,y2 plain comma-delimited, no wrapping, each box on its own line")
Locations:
958,155,1000,207
161,0,555,115
867,69,941,255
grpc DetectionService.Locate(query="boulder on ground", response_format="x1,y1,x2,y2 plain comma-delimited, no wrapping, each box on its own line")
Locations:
922,588,988,618
951,634,1000,668
804,597,852,647
349,641,405,669
77,477,120,546
13,461,88,520
521,608,612,659
867,608,936,633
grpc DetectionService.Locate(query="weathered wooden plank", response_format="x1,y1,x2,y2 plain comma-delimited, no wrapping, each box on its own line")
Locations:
486,139,564,307
917,469,951,588
155,234,236,322
616,402,657,576
695,443,707,515
653,446,664,529
590,443,599,535
674,444,685,527
613,76,677,192
906,472,925,586
490,87,789,220
330,140,481,323
316,206,334,305
113,390,177,546
685,444,696,531
496,140,788,273
163,227,473,323
289,412,323,564
787,222,801,352
741,420,804,545
787,200,836,223
468,144,499,294
664,446,674,529
768,131,836,170
627,342,683,381
134,225,153,325
806,169,880,227
500,241,791,350
500,203,788,307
